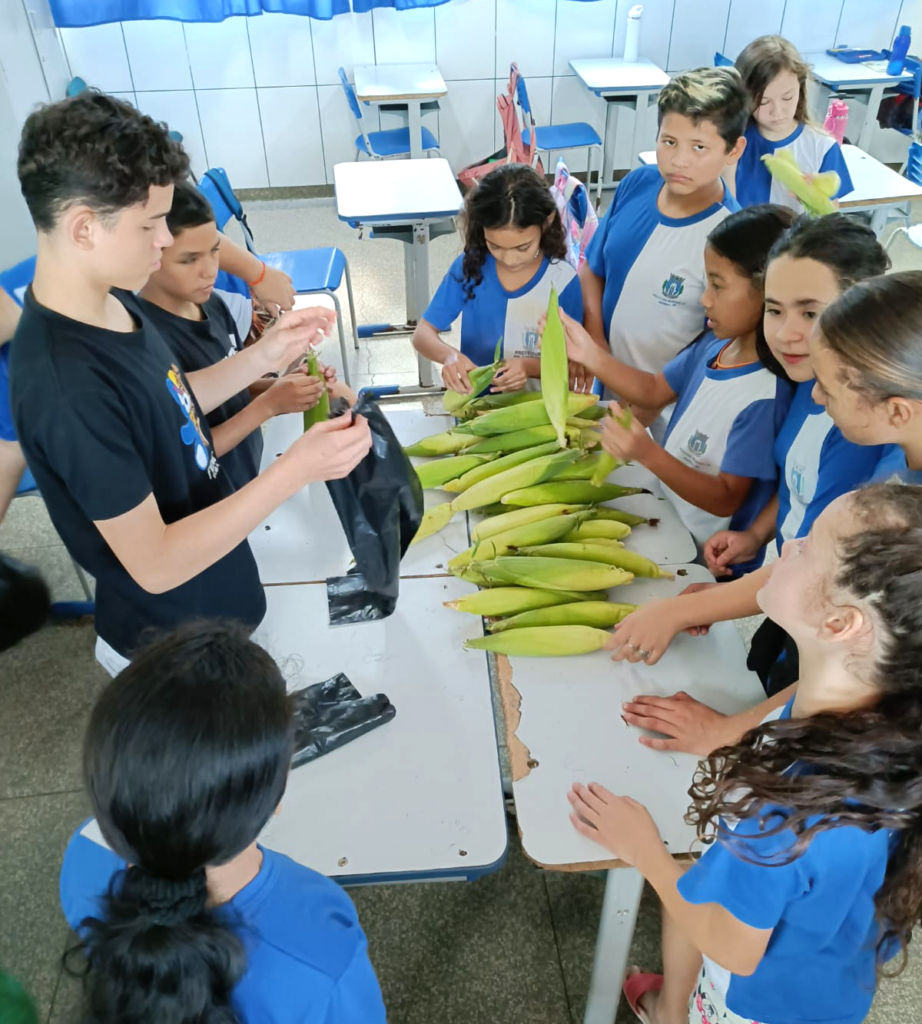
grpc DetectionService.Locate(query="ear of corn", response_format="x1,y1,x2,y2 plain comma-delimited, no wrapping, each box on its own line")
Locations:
443,338,503,415
444,587,586,616
450,449,580,512
579,428,601,450
589,508,653,527
519,542,672,579
445,440,561,492
488,601,637,632
761,150,838,216
501,482,648,506
478,556,634,590
465,625,611,656
465,424,558,454
551,453,625,482
541,285,570,448
566,416,600,429
451,393,598,437
404,431,480,457
302,351,331,430
448,513,585,570
576,403,606,421
478,503,511,516
472,503,590,541
410,502,454,545
465,391,544,413
591,405,632,486
567,519,632,542
415,453,494,490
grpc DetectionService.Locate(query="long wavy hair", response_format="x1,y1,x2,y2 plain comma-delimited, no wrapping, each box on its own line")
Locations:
459,163,566,301
67,622,294,1024
736,35,813,125
687,484,922,973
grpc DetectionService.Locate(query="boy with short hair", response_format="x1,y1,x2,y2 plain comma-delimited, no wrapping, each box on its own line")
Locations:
582,66,748,375
11,92,371,674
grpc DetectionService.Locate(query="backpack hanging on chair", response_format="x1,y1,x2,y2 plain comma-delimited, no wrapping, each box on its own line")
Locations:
550,158,598,272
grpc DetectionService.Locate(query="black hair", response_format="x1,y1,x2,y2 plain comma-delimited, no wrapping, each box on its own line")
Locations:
67,622,294,1024
166,181,216,236
18,90,189,232
459,163,566,301
758,213,891,377
657,66,750,150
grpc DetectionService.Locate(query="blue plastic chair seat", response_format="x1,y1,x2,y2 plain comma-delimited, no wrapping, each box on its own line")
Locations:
262,247,346,293
523,123,603,150
357,126,440,157
15,470,37,496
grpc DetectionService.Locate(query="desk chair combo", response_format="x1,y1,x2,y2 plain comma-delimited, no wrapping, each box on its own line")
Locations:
338,68,440,160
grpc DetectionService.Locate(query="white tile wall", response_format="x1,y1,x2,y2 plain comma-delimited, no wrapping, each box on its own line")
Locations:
51,0,888,188
548,74,607,173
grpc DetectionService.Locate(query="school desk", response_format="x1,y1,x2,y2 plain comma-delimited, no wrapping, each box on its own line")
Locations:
333,158,462,388
353,63,447,161
569,58,671,192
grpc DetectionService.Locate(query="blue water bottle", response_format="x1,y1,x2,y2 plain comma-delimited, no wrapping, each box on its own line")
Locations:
888,24,911,75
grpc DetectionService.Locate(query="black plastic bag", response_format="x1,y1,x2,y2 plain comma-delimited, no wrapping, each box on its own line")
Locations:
325,394,423,624
0,554,50,652
290,672,396,768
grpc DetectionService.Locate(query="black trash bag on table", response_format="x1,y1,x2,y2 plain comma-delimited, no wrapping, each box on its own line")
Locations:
0,553,50,651
325,393,423,624
290,672,396,768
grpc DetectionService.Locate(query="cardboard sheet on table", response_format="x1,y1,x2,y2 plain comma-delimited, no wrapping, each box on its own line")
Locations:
496,563,765,867
251,408,470,584
253,576,507,879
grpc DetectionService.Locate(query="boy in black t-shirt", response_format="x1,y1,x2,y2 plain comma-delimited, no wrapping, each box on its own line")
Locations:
10,92,371,671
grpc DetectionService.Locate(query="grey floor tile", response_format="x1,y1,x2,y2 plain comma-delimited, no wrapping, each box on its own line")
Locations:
348,834,571,1024
0,791,90,1023
3,544,95,604
0,619,103,799
0,493,62,550
866,954,922,1023
46,934,87,1024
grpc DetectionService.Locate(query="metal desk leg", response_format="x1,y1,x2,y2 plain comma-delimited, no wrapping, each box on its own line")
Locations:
583,867,644,1024
410,221,436,387
632,93,650,169
869,203,892,236
856,86,882,151
601,98,616,193
408,99,423,159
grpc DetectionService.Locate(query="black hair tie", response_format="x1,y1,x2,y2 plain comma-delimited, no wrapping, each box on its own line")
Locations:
130,866,208,927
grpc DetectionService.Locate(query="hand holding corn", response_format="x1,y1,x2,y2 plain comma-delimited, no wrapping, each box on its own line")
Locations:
441,349,478,394
600,401,654,463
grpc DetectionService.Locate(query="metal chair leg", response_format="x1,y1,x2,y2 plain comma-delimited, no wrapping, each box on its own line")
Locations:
327,290,351,388
343,258,360,351
71,558,93,601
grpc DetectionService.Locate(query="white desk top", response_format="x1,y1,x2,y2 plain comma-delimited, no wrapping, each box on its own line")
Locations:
569,57,670,94
353,63,447,102
500,562,766,867
838,143,922,205
255,576,507,880
333,158,462,224
804,52,913,87
251,408,472,584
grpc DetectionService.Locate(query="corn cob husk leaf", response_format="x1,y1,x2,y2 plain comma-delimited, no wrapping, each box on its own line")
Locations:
488,601,637,632
445,441,562,492
465,424,569,455
541,286,569,447
566,519,632,541
591,405,632,486
450,449,580,512
477,556,634,590
414,453,494,490
302,350,331,430
403,431,480,457
472,502,591,541
589,507,655,528
448,513,585,570
451,393,598,436
465,390,544,413
443,338,503,414
501,482,649,506
465,625,612,656
410,502,454,545
551,452,625,482
761,150,838,216
519,542,673,579
444,587,590,616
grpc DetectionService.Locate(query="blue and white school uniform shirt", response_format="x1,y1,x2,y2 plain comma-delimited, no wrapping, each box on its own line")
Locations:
423,253,582,372
660,333,792,551
585,164,739,374
870,446,922,485
678,699,892,1024
61,820,387,1024
736,122,853,213
775,382,896,548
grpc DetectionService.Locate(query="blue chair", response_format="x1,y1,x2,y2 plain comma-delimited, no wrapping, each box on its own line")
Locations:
197,167,358,386
515,70,603,203
1,257,94,613
337,68,440,159
714,51,734,67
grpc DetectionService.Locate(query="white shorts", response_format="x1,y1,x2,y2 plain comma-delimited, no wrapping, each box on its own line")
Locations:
689,965,760,1024
95,635,131,677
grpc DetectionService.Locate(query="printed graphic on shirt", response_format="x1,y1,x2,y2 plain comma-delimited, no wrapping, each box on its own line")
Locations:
660,273,686,302
687,430,708,459
165,364,211,473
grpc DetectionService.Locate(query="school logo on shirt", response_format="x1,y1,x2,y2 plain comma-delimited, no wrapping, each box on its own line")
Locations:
687,430,709,456
522,328,540,352
165,365,212,474
662,274,686,300
791,462,806,501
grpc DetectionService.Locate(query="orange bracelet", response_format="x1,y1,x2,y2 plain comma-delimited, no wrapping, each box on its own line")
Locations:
247,260,267,287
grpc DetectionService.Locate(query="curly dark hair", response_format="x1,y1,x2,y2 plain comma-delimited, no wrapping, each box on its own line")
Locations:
18,90,189,231
459,163,566,302
687,484,922,974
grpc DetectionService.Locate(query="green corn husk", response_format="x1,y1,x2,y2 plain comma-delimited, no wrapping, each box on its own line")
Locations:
541,286,569,448
410,502,454,545
445,441,562,492
465,424,563,454
551,453,625,482
488,601,637,632
501,482,648,506
478,556,634,591
589,507,655,528
451,393,598,437
566,519,632,542
443,338,503,415
478,502,512,516
448,513,585,570
403,431,480,457
577,403,606,421
464,391,544,413
518,542,673,579
302,350,331,430
472,503,591,541
414,454,494,490
445,587,594,616
450,449,580,512
465,625,612,656
591,406,633,486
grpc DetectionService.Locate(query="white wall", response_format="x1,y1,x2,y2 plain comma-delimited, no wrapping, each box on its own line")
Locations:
6,0,920,191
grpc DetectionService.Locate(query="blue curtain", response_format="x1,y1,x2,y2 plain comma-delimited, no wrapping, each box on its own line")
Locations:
352,0,451,10
50,1,351,26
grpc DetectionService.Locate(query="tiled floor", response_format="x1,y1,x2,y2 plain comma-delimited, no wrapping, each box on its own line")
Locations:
3,197,922,1023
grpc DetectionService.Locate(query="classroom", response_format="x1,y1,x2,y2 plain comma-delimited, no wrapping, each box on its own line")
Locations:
3,1,922,1023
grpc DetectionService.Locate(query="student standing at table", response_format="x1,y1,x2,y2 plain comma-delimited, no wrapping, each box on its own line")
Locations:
731,35,853,212
61,622,387,1024
10,92,372,675
569,483,922,1024
580,67,746,393
412,163,585,394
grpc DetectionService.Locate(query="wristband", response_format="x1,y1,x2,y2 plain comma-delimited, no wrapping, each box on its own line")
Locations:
247,260,267,287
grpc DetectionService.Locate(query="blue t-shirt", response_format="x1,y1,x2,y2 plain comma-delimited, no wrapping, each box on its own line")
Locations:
60,822,387,1024
870,447,922,485
585,164,739,374
736,122,854,213
678,700,891,1024
774,382,896,549
660,333,792,561
423,253,581,369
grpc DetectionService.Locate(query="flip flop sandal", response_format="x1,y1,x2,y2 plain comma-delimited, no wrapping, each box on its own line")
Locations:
622,969,664,1024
